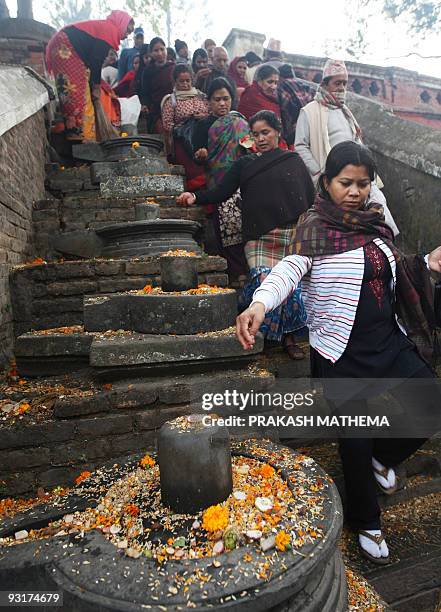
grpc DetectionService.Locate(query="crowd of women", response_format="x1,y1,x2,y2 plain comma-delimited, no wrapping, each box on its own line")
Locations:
46,11,441,566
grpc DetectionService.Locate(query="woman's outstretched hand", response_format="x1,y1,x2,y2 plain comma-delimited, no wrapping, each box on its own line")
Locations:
176,192,196,206
236,302,266,349
195,148,208,161
428,246,441,273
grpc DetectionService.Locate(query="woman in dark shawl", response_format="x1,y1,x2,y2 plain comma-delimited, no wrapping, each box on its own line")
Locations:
178,110,315,357
138,36,174,133
189,77,251,279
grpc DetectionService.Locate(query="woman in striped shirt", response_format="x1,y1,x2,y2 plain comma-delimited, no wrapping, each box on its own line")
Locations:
237,141,441,565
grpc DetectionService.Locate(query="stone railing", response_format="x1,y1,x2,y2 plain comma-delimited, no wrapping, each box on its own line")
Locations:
348,92,441,252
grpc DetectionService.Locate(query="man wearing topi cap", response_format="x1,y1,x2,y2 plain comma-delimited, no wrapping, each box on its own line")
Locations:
295,59,398,235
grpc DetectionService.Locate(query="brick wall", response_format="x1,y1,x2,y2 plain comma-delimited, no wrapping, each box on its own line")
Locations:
0,110,47,368
0,38,47,76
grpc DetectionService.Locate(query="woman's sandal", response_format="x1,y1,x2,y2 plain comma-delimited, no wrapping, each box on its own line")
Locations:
358,531,391,565
282,337,305,360
373,464,398,496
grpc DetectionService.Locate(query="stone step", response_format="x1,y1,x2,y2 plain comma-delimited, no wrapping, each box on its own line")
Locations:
84,290,237,335
89,331,264,379
15,331,92,377
290,437,441,510
341,486,441,612
100,174,185,198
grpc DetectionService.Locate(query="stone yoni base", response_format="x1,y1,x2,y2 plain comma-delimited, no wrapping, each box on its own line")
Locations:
95,219,202,258
100,175,184,198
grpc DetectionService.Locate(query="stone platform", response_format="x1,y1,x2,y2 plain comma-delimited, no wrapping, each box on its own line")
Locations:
11,256,228,336
84,290,237,335
90,332,264,380
0,441,347,611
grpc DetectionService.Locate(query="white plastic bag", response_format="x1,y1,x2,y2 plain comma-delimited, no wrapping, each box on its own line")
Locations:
119,95,141,127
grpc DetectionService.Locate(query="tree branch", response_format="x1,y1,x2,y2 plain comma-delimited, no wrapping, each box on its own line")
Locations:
385,51,441,59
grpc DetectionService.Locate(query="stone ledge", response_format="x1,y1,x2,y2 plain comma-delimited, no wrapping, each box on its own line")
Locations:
15,332,93,357
90,332,264,367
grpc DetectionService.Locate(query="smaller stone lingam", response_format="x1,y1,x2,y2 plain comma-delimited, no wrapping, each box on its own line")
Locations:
160,252,199,292
158,414,233,514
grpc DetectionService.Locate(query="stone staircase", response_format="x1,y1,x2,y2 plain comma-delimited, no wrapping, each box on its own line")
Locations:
2,137,275,499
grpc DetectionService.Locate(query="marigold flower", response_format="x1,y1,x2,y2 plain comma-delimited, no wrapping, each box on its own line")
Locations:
124,504,140,517
131,141,140,148
121,132,128,137
75,471,91,485
140,454,156,468
142,284,153,293
275,530,291,552
202,504,229,533
258,463,275,479
18,403,30,414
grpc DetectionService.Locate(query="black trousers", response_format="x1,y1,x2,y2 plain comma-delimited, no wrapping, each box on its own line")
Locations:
337,365,440,530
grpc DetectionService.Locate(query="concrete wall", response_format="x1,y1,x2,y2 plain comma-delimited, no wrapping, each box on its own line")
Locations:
348,93,441,253
0,109,47,367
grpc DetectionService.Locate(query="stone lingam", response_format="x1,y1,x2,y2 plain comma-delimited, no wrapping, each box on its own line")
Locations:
0,423,347,611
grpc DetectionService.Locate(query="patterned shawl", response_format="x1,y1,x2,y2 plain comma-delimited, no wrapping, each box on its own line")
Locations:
278,78,315,146
206,111,250,188
293,195,437,362
315,85,362,141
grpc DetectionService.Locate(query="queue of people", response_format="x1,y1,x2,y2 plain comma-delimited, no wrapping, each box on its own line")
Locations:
45,13,441,568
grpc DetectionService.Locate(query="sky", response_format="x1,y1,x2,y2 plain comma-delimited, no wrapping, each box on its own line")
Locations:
6,0,441,79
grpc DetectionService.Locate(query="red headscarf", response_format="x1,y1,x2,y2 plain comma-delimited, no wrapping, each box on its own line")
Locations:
227,57,249,89
238,81,281,120
68,10,132,50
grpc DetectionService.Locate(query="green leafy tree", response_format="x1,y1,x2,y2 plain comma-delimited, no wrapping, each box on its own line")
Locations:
122,0,171,36
43,0,111,29
165,0,212,48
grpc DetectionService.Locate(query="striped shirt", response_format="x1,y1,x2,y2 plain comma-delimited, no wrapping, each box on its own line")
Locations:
251,238,403,363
